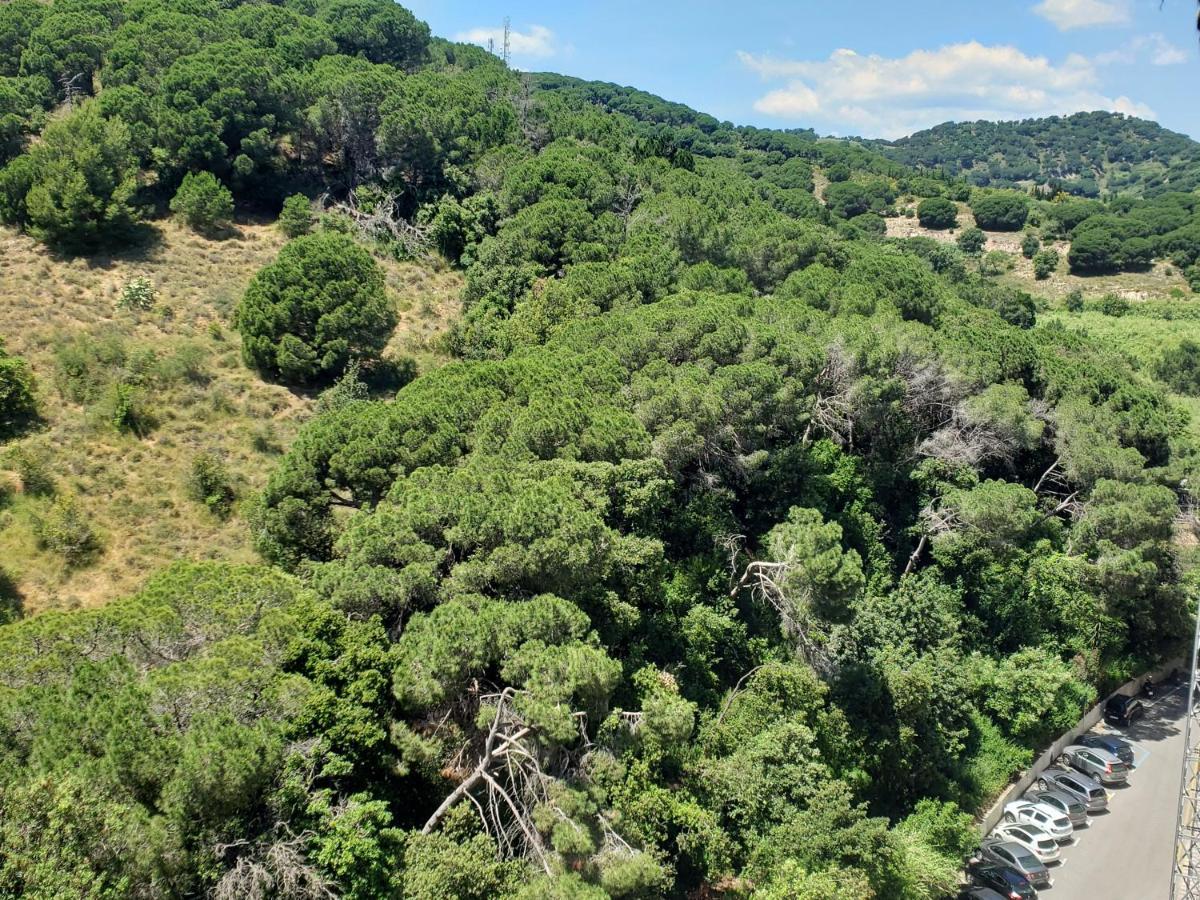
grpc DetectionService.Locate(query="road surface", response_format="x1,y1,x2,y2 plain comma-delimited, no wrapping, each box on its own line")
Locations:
1043,683,1186,900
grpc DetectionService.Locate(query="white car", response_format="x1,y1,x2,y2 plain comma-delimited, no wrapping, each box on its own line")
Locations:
1003,799,1073,842
992,822,1061,863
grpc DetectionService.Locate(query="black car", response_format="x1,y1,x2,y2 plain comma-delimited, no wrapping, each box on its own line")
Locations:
1105,693,1145,726
1078,731,1135,766
968,861,1038,900
960,888,1009,900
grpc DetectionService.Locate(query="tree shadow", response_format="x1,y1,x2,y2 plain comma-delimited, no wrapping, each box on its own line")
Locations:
0,567,24,625
49,221,168,271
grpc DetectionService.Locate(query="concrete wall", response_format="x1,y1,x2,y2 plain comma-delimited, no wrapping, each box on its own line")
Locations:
976,657,1184,836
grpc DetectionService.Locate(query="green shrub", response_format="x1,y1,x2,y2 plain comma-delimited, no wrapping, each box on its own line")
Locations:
1020,232,1040,259
170,171,234,234
52,333,126,404
916,197,957,230
157,342,210,385
33,494,101,566
1155,340,1200,396
1065,289,1084,312
956,226,985,255
187,451,236,518
108,381,152,435
1032,249,1058,280
278,194,313,238
236,232,396,385
971,193,1029,231
5,445,54,496
980,250,1013,276
1097,293,1130,317
0,338,36,439
117,276,157,311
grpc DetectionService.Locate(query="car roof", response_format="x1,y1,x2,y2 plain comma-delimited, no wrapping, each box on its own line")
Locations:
965,889,1008,900
983,838,1024,851
1047,766,1099,786
1067,743,1119,760
1083,732,1125,745
1030,787,1077,804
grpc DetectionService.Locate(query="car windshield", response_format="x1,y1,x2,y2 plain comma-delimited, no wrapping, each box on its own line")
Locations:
1089,788,1105,799
1053,817,1069,828
1018,853,1039,868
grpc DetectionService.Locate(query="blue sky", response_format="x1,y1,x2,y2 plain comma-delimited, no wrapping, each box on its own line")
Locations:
404,0,1200,140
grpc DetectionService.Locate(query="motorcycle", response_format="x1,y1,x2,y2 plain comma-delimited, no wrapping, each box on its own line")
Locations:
1141,677,1157,699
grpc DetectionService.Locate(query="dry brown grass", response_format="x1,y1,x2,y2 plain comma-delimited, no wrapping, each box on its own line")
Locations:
0,218,461,614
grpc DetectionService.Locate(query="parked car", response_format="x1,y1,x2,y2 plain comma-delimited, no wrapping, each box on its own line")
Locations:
993,822,1061,863
960,888,1009,900
1105,692,1145,726
1077,732,1135,766
1026,787,1088,827
967,860,1038,900
978,839,1052,890
1037,766,1108,813
1060,744,1129,785
1002,798,1072,841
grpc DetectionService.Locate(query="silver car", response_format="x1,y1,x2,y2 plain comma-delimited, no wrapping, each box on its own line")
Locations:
978,838,1052,890
1026,788,1088,827
993,822,1061,863
1002,799,1073,842
1038,766,1108,812
1060,744,1129,785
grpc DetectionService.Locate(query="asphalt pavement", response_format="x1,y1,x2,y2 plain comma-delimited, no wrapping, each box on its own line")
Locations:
1032,683,1186,900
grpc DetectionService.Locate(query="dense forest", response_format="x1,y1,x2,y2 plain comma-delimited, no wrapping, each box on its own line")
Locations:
880,111,1200,197
0,2,1197,898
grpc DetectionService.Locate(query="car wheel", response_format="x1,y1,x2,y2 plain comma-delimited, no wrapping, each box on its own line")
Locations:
1038,778,1049,791
1004,812,1015,823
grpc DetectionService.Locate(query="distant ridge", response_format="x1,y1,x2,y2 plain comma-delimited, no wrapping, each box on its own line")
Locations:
875,110,1200,197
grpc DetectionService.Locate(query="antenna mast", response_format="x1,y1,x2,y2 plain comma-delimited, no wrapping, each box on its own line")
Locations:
1173,609,1200,899
502,17,511,66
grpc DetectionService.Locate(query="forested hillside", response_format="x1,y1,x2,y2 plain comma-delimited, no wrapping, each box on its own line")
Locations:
0,2,1197,899
880,110,1200,197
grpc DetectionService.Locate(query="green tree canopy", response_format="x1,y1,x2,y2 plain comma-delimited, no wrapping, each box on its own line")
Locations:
236,232,396,384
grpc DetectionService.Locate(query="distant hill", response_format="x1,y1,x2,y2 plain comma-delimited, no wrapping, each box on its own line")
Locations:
877,111,1200,197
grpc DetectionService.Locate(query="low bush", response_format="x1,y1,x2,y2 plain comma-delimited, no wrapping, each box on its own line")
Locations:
34,494,101,566
187,451,236,519
170,171,235,234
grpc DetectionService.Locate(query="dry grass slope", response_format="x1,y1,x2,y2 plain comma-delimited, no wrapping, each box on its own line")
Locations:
0,218,461,614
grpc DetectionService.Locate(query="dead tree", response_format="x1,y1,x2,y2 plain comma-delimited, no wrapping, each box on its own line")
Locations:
804,344,857,448
421,688,634,875
729,557,835,676
59,72,86,108
213,825,337,900
317,192,431,259
902,501,963,576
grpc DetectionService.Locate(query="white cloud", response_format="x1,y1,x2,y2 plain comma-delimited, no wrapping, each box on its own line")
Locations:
1094,33,1187,67
454,24,558,58
738,41,1155,139
1033,0,1130,31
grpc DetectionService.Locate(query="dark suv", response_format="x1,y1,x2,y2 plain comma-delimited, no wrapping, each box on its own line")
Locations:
1105,693,1145,727
967,861,1038,899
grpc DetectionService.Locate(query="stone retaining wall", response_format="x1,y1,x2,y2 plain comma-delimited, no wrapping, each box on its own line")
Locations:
976,657,1185,836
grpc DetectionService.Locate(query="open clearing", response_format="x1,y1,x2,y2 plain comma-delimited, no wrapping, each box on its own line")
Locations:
0,219,461,614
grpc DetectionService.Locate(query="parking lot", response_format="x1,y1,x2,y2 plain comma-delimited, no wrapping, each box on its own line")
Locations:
980,683,1186,898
